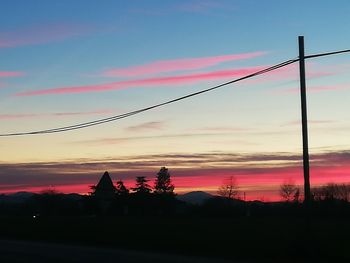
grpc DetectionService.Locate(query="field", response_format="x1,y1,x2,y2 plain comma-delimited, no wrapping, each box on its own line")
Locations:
0,215,349,262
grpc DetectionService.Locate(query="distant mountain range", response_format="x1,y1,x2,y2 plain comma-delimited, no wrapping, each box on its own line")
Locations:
176,191,214,205
0,192,35,203
0,192,82,203
0,191,214,205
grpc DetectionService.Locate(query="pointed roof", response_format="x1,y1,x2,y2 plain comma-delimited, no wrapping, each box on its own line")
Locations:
95,171,115,191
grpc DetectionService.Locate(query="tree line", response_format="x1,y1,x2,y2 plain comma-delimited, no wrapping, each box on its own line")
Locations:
279,180,350,202
1,170,350,217
88,167,178,216
91,166,175,197
216,175,350,203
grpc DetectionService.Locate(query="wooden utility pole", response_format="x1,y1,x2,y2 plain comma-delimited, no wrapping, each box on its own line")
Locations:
298,36,311,203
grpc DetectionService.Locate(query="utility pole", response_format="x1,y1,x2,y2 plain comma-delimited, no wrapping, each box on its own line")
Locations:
298,36,311,203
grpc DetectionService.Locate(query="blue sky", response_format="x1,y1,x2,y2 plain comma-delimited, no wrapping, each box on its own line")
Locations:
1,0,350,199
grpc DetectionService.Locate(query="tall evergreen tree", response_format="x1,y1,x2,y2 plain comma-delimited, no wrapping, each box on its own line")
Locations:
115,180,129,195
154,167,174,195
132,176,152,194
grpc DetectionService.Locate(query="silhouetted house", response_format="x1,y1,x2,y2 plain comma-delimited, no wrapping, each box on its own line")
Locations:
90,171,116,214
93,171,116,200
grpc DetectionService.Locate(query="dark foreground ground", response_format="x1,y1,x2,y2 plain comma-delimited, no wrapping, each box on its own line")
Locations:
0,216,349,263
0,239,234,263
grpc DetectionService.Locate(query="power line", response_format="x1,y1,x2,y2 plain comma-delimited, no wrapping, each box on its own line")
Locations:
0,58,298,137
305,48,350,59
1,47,350,137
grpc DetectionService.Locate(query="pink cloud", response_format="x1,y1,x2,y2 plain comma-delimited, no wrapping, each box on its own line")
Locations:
178,1,227,13
51,109,115,116
246,62,332,85
101,51,266,77
275,83,350,95
0,184,91,195
283,119,336,126
129,8,167,16
307,84,350,93
1,150,350,201
126,121,165,132
267,62,350,94
193,126,250,132
0,71,24,77
0,114,39,120
0,23,91,48
15,66,266,96
172,164,350,201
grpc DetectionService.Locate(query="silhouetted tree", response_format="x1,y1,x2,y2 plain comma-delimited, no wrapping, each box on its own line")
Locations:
132,176,152,194
280,180,299,202
293,188,300,203
154,167,175,195
115,180,129,195
312,183,350,201
40,186,60,196
218,176,239,199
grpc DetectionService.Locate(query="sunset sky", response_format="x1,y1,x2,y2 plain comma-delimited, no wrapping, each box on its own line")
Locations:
1,0,350,200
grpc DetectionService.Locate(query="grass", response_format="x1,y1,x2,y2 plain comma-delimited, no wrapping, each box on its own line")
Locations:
0,215,349,262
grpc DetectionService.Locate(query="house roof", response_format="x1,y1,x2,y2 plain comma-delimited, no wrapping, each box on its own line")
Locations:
95,171,115,191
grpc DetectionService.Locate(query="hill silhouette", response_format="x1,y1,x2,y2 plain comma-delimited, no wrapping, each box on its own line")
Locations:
177,191,213,205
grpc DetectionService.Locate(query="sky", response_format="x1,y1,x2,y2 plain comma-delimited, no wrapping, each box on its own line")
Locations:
1,0,350,201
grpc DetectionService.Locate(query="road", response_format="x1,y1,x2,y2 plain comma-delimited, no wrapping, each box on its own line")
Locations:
0,239,237,263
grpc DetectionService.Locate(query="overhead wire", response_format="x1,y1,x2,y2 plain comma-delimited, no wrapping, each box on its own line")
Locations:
3,46,350,137
305,48,350,59
0,57,300,137
38,47,350,136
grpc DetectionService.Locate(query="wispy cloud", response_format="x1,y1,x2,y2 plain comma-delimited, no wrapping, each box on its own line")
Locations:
128,8,167,16
193,126,250,132
307,84,350,93
15,66,266,96
248,62,332,85
177,1,228,13
76,133,234,146
128,1,230,17
0,114,39,120
51,109,115,116
0,23,92,48
126,121,165,132
101,51,266,77
283,119,336,126
0,71,25,77
1,150,350,198
0,109,115,120
275,83,350,95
